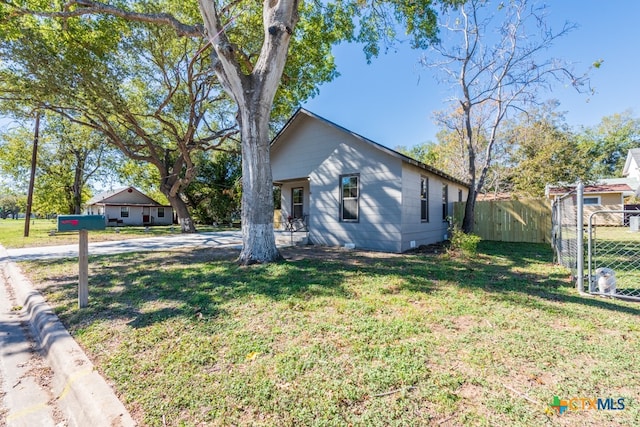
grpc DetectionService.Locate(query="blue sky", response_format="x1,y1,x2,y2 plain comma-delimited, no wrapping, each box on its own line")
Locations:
303,1,640,150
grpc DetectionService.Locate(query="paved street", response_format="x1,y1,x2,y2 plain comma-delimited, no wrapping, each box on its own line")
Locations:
1,230,244,262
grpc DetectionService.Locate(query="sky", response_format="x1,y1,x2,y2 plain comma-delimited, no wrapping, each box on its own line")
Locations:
302,1,640,150
2,1,637,150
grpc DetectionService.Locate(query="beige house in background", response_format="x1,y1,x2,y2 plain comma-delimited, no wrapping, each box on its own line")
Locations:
546,181,634,225
546,148,640,225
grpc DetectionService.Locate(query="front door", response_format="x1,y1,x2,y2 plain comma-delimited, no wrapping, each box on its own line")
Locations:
143,207,150,224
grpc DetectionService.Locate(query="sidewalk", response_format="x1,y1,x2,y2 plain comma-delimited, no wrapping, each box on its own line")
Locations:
0,245,137,426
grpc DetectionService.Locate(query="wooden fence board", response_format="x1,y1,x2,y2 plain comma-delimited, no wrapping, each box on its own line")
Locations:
453,199,552,243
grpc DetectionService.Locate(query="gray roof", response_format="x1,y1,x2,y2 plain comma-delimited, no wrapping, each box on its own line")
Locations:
272,108,470,188
86,186,164,206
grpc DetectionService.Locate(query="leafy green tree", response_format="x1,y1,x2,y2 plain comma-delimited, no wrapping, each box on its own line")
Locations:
504,107,591,197
0,114,111,214
577,111,640,178
2,0,447,263
0,189,26,219
396,141,441,166
184,148,242,225
0,14,234,231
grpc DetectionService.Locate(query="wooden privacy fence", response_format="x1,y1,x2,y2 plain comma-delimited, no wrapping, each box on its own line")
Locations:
453,199,552,243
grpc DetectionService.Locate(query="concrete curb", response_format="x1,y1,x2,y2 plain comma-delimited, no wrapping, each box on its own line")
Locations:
3,261,136,427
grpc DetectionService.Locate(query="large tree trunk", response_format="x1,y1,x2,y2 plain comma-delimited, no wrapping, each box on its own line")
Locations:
166,192,195,233
461,107,476,234
237,106,282,264
198,0,298,263
462,187,477,233
159,167,197,233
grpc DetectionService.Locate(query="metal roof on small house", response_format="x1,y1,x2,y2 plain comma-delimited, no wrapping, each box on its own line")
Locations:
546,183,634,196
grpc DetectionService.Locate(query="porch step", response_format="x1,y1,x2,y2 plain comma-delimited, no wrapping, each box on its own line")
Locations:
275,230,309,247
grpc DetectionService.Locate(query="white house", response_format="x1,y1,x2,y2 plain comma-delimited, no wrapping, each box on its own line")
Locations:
623,148,640,195
270,109,470,253
85,187,174,226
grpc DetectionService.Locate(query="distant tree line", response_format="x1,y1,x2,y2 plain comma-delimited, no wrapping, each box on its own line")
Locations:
398,107,640,199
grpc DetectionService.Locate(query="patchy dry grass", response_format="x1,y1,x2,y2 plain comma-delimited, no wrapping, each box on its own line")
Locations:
21,242,640,426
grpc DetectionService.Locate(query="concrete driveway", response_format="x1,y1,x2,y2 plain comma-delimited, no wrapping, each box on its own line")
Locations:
1,230,244,262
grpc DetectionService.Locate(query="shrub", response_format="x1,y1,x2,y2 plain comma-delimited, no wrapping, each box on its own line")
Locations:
449,227,481,257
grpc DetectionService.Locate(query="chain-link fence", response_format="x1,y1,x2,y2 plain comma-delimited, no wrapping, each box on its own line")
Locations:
587,211,640,301
551,189,580,280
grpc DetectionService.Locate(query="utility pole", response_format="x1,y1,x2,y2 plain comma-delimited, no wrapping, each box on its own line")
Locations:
24,111,40,237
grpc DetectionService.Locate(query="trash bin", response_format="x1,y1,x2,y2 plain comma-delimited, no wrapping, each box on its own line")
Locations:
630,216,640,232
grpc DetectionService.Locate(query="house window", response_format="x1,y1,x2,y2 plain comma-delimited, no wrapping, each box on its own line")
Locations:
292,187,304,219
458,189,463,203
120,206,129,218
340,174,359,222
442,183,449,220
157,207,165,218
583,196,601,205
420,177,429,222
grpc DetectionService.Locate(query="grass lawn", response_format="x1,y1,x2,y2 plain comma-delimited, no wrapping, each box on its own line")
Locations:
20,242,640,426
0,218,229,248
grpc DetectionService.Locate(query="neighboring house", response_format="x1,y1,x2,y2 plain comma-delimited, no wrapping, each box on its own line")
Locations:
85,186,174,226
270,109,470,253
545,148,640,226
623,148,640,195
546,179,637,226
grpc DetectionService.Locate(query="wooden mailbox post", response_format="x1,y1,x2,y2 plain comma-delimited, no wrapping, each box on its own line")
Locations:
57,215,106,308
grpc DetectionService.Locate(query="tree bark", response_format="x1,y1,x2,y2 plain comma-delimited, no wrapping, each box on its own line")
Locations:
198,0,298,263
462,187,476,233
166,192,195,233
237,105,283,264
72,152,84,214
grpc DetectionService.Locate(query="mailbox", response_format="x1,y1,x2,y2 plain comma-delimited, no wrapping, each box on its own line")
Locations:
57,215,106,232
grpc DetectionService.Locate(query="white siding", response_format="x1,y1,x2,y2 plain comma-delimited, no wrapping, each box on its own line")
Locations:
103,205,173,226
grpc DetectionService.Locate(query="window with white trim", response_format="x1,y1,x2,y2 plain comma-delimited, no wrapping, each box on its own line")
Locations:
340,174,359,221
120,206,129,218
583,196,601,205
421,177,429,222
442,183,449,220
292,187,304,219
157,207,165,218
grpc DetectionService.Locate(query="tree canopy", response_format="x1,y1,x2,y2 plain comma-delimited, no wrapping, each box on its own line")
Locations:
0,114,112,214
1,0,448,262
